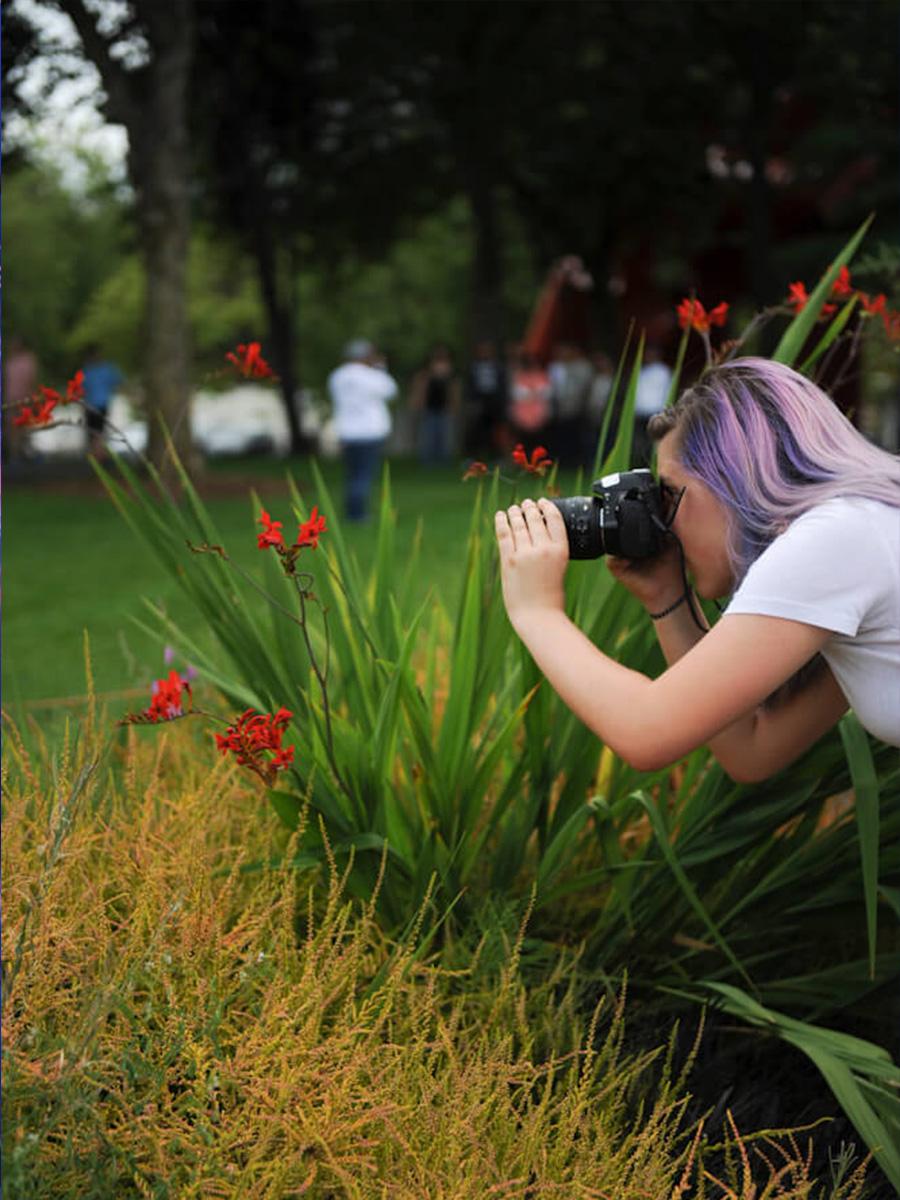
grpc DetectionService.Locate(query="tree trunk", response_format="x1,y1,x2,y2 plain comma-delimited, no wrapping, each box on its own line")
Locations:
248,210,306,454
130,5,196,484
57,0,197,484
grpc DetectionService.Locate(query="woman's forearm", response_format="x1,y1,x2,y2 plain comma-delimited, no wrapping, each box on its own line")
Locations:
650,590,708,665
645,597,847,781
646,596,782,776
512,609,673,768
512,604,843,782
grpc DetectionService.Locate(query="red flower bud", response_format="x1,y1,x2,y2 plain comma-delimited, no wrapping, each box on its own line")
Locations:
512,444,552,475
225,342,276,379
294,505,327,550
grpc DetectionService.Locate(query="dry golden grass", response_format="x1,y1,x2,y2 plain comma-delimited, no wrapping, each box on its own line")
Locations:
2,708,867,1199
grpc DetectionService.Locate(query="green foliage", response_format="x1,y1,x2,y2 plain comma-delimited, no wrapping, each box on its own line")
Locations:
1,160,129,381
68,229,266,381
65,254,144,374
704,984,900,1190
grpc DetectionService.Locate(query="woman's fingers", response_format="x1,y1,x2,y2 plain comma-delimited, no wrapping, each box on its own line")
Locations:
506,503,531,548
497,499,562,554
495,509,514,555
520,498,547,540
537,497,566,543
495,506,530,555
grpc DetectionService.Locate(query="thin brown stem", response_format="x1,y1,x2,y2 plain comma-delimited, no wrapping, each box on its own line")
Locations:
293,576,351,805
722,307,778,360
187,542,307,630
829,320,864,397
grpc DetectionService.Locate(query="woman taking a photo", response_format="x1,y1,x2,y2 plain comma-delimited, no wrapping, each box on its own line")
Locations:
495,358,900,781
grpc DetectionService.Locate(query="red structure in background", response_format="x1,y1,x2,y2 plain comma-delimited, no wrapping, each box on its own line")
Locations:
521,255,594,365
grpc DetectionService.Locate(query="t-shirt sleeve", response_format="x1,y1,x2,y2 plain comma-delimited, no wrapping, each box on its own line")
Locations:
726,503,886,636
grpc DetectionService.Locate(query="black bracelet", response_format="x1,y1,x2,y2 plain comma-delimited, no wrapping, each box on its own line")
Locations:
649,592,689,620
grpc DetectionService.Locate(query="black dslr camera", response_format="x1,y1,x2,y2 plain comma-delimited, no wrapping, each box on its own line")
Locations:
551,469,668,560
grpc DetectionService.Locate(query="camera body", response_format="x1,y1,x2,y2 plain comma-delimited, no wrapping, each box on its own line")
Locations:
551,468,667,560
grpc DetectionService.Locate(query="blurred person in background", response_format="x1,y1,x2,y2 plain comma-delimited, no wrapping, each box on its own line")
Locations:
547,341,594,467
409,343,461,466
2,335,38,462
508,347,552,448
633,344,672,466
464,339,508,461
328,338,398,522
81,342,124,458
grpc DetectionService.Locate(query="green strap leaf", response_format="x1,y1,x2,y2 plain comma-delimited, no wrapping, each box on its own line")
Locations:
772,215,872,365
839,712,880,979
799,293,859,375
638,791,751,988
704,982,900,1189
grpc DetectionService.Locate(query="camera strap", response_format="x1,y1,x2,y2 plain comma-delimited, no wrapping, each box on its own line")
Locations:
649,511,708,635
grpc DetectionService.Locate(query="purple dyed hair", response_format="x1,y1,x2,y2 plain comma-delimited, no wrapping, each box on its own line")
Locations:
648,357,900,584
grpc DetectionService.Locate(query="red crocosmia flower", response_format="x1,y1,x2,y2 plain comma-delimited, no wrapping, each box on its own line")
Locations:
462,461,489,481
295,505,327,550
859,292,887,317
66,370,85,404
225,341,275,379
512,444,552,475
146,669,192,722
830,266,853,299
215,707,295,786
13,387,61,428
786,282,836,317
676,298,729,334
786,281,808,312
118,670,193,726
13,406,37,428
257,509,285,550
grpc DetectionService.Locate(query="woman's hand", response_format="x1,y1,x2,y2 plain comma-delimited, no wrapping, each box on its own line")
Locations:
607,537,686,613
495,498,569,630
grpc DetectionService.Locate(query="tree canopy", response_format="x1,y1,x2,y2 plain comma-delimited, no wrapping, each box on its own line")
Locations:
4,0,897,439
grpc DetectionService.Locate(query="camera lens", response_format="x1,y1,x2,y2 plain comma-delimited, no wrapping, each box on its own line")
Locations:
551,470,668,561
550,496,605,559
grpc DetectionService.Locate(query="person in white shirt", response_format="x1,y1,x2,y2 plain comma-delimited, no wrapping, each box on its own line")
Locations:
495,358,900,781
328,339,398,521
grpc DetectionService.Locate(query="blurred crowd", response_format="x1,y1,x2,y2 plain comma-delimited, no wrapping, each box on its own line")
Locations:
404,338,673,471
326,335,674,520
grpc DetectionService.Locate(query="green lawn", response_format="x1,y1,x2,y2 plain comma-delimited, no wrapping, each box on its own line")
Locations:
3,456,525,725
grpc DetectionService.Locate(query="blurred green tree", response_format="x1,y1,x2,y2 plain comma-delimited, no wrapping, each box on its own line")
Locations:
67,228,266,383
2,158,129,382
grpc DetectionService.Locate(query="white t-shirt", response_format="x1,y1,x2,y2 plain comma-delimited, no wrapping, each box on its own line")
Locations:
327,362,397,442
726,497,900,747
